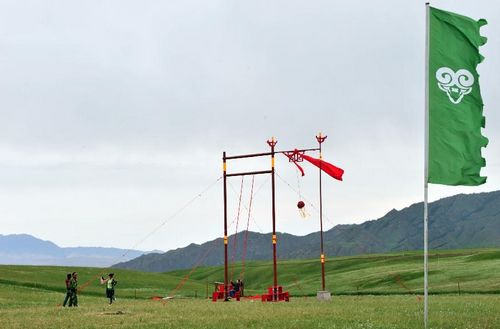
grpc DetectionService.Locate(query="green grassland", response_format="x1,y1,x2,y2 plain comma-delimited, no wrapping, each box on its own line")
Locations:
0,249,499,328
173,248,500,296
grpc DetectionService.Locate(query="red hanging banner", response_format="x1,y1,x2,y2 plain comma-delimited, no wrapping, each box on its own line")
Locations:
284,149,344,181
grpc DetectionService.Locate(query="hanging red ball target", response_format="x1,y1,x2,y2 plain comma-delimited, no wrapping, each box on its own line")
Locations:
297,201,305,209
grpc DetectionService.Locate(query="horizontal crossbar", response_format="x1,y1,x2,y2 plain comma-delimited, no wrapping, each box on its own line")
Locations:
226,170,272,177
224,148,319,161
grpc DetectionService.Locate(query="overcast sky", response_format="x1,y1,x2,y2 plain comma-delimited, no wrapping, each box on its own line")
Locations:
0,0,498,254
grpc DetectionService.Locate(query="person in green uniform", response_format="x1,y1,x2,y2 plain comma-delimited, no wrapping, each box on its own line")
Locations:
69,272,78,307
62,273,72,307
100,273,117,304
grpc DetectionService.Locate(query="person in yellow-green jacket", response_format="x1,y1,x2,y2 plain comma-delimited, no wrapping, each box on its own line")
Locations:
100,273,118,305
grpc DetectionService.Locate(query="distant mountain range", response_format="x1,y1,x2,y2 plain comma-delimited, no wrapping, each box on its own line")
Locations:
0,234,157,267
114,190,500,272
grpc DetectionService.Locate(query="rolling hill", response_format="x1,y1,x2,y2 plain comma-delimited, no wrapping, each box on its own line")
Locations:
114,190,500,272
1,248,499,298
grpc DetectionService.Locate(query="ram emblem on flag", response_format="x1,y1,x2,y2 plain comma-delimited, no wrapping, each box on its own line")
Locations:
435,67,474,105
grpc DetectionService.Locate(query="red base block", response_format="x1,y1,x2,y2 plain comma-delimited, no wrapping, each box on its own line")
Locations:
212,291,224,302
261,286,290,302
212,291,240,302
212,283,240,302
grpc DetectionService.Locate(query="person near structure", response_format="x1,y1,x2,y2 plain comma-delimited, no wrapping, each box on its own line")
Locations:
235,279,242,297
228,280,234,298
239,279,244,297
229,279,241,298
62,273,72,307
69,272,78,307
100,273,118,304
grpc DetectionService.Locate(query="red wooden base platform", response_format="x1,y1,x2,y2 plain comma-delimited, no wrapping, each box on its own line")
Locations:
261,286,289,302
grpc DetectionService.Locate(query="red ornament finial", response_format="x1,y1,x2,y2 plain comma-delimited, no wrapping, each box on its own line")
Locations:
316,132,327,144
267,136,277,147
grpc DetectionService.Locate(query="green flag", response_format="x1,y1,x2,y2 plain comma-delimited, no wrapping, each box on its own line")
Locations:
428,7,488,186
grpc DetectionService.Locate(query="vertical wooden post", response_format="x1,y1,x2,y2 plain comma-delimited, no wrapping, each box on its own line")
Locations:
316,133,327,291
268,137,278,301
223,151,229,300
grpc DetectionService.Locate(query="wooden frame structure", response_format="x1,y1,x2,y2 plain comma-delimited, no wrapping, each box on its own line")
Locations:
220,137,327,302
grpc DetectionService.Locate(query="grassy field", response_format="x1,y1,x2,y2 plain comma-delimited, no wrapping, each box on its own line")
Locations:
0,285,498,329
0,248,499,328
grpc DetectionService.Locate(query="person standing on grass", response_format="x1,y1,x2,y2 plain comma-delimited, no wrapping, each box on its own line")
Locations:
68,272,78,307
100,273,118,304
62,273,72,307
233,279,241,297
237,279,243,297
239,279,244,297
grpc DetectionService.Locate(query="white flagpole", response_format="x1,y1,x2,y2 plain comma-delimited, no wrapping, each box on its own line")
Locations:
424,3,430,329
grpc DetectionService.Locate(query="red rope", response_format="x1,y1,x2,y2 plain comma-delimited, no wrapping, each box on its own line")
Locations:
240,176,255,280
165,240,218,300
230,177,244,281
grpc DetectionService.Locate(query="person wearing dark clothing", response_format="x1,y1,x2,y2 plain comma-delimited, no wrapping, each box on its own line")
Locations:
62,273,72,307
229,280,235,298
100,273,118,304
68,272,78,307
234,279,241,295
229,280,241,298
